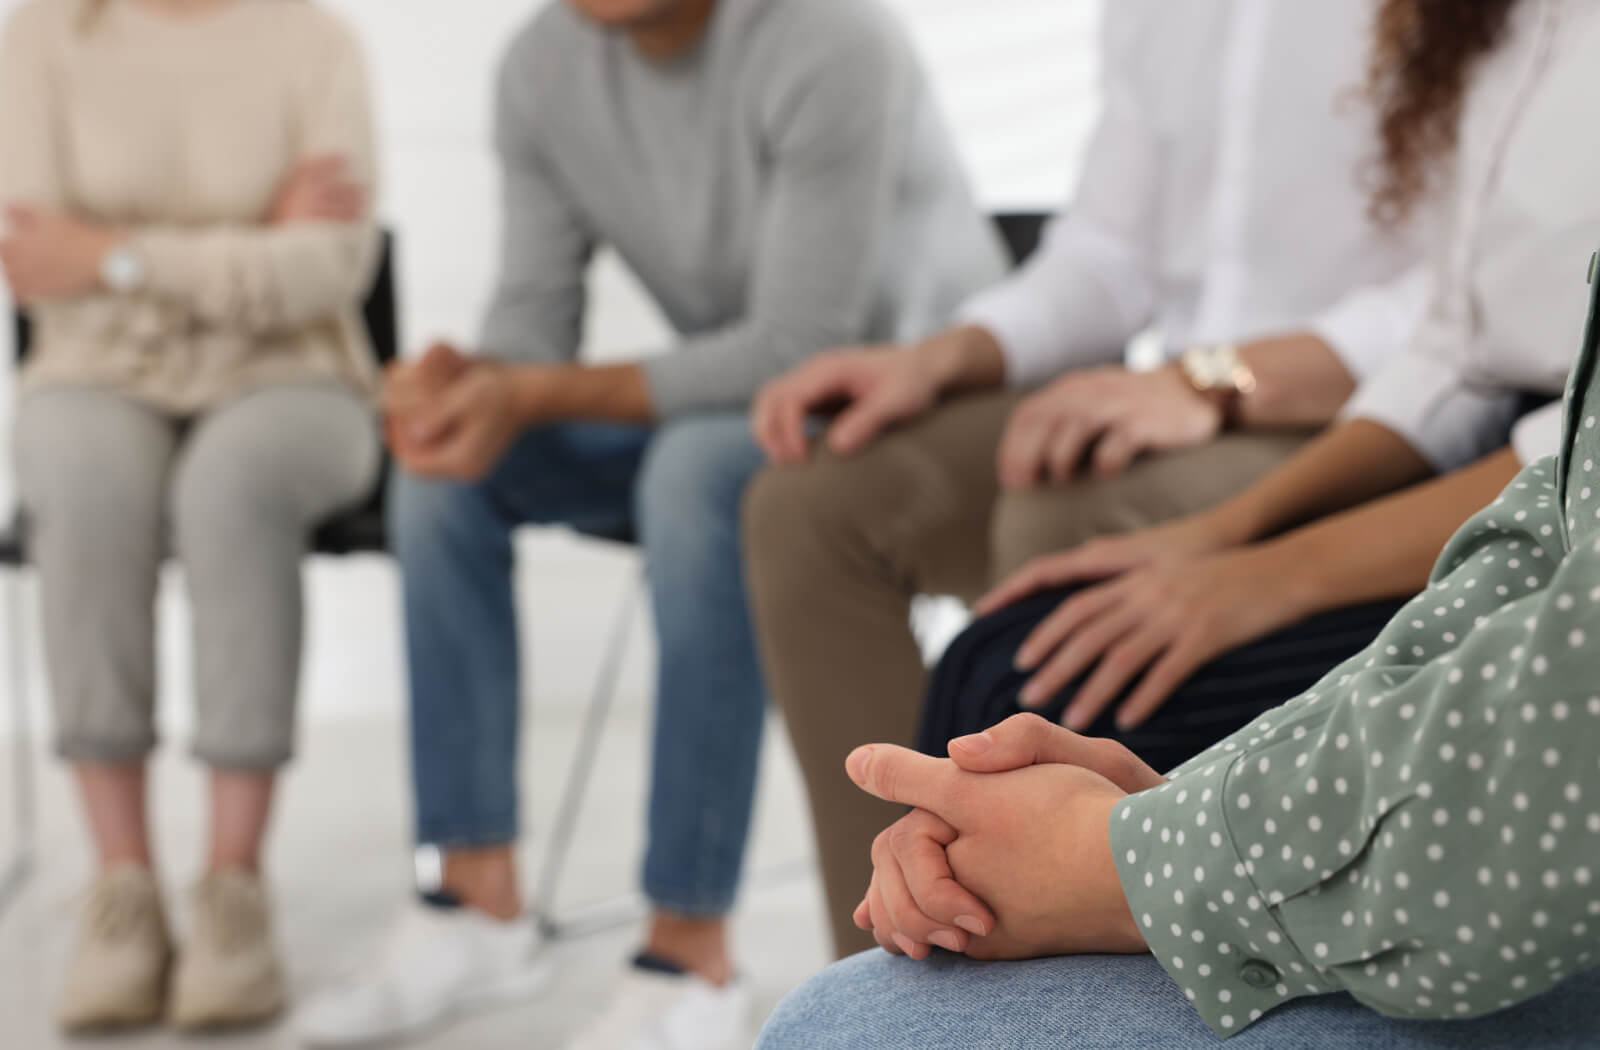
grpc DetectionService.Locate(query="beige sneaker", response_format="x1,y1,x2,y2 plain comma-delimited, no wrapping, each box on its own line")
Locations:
58,866,173,1032
168,869,287,1030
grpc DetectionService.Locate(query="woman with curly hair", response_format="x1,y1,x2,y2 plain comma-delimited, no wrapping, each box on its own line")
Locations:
758,0,1600,1045
0,0,379,1033
915,0,1592,795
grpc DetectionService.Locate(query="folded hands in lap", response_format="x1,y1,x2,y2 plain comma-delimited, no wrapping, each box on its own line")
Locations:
385,343,543,483
850,714,1161,962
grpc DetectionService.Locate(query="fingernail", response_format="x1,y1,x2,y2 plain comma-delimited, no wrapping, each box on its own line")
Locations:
1065,708,1090,732
891,933,920,957
954,915,988,936
1019,684,1043,708
928,930,962,952
953,731,992,754
845,746,874,784
1013,651,1036,672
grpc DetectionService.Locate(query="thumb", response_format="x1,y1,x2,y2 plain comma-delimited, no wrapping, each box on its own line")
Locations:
845,745,974,824
418,341,468,386
949,714,1166,793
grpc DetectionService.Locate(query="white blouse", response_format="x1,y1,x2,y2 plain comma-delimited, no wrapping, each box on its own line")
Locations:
1342,0,1600,469
957,0,1428,389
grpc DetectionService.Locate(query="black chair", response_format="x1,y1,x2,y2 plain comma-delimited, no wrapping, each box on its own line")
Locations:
0,232,400,920
993,211,1049,268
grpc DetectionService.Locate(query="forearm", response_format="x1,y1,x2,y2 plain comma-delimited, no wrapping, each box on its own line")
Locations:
921,325,1009,396
131,221,378,332
1117,459,1596,1035
1254,446,1522,619
1232,333,1357,428
512,361,654,423
1203,420,1435,546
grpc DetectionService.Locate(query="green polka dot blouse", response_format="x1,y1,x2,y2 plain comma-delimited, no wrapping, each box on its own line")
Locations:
1112,256,1600,1037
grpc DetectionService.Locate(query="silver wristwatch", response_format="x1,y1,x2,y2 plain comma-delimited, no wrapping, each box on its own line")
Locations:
100,244,145,294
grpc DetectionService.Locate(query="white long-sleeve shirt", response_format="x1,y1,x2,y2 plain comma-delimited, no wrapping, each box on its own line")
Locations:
1342,0,1600,471
958,0,1428,389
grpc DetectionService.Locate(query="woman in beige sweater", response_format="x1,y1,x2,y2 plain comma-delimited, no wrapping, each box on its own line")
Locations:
0,0,380,1031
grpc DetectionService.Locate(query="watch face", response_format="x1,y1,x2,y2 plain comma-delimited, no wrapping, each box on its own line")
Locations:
1186,350,1227,390
102,248,142,292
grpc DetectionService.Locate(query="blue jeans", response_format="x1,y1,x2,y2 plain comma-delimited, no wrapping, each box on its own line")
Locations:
757,952,1600,1049
389,415,770,917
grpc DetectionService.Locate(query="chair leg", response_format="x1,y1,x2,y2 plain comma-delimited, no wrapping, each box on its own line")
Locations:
0,570,35,922
531,565,648,940
529,561,815,942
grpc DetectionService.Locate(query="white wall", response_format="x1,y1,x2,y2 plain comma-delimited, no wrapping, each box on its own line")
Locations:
0,0,1102,737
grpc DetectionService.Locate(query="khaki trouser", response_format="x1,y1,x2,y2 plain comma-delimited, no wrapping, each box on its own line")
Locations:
742,390,1313,955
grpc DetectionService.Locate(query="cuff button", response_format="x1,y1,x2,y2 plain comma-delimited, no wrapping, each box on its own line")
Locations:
1240,960,1279,988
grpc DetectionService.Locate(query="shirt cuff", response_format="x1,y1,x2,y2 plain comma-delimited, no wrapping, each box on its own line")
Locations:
1340,351,1520,471
1308,293,1403,385
1512,401,1564,466
640,351,726,419
955,285,1064,389
128,229,195,304
1305,268,1432,386
1112,757,1337,1038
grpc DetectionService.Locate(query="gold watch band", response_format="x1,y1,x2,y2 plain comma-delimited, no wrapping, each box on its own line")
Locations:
1180,344,1258,426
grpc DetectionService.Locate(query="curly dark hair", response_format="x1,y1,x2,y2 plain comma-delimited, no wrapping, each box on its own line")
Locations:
1367,0,1524,223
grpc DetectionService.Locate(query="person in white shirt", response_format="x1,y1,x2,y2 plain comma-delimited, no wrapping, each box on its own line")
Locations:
756,4,1600,1046
742,0,1445,956
911,0,1589,779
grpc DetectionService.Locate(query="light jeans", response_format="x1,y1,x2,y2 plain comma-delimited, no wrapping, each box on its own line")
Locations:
389,414,770,917
757,951,1600,1049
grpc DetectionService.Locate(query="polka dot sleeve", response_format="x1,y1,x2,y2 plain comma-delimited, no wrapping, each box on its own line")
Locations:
1112,457,1600,1037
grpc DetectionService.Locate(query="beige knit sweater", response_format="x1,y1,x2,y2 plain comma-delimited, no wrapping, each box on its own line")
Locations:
0,0,379,413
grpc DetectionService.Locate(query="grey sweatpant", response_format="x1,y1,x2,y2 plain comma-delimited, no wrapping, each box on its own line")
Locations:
15,384,379,770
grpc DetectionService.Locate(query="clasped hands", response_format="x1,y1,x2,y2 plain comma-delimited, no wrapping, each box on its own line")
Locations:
849,714,1165,963
384,343,528,482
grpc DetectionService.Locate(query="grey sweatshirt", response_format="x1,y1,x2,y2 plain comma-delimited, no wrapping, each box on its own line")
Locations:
482,0,1008,417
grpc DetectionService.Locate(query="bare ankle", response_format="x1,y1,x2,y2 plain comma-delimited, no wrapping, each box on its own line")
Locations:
99,852,154,874
441,847,522,921
645,913,732,986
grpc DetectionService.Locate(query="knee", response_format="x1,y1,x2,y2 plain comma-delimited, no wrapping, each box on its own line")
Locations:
754,953,893,1050
742,455,865,582
990,487,1098,581
170,452,293,557
634,418,759,546
386,466,506,565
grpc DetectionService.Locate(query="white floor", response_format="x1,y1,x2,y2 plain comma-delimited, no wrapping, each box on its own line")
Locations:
0,646,833,1050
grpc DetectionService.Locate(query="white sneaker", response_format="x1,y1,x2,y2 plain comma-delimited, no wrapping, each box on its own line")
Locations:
564,964,753,1050
294,901,549,1047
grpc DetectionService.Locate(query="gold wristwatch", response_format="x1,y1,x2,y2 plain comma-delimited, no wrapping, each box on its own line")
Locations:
1180,343,1258,427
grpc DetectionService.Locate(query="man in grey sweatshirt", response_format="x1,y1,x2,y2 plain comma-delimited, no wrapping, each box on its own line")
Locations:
293,1,1004,1048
